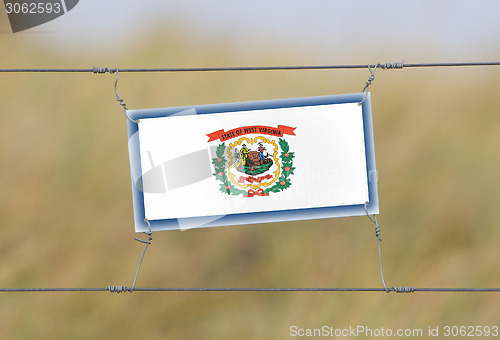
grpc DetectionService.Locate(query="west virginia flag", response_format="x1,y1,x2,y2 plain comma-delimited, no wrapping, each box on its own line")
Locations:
127,93,379,232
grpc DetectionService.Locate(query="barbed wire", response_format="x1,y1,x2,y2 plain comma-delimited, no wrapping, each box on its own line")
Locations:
0,61,499,73
1,60,499,294
0,287,499,293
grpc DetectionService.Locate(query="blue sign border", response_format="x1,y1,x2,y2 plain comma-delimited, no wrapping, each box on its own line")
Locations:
127,92,378,232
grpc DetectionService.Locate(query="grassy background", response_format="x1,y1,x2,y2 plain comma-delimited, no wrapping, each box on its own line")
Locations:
0,14,499,340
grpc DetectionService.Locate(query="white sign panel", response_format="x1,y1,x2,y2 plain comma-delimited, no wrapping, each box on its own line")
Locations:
127,93,379,232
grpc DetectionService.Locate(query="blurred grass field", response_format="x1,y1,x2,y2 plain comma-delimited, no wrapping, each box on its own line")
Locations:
0,18,500,340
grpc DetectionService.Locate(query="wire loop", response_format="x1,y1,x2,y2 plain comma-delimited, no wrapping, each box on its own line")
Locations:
129,219,154,292
364,202,417,294
362,64,379,93
358,64,379,106
364,201,389,292
93,66,138,123
358,61,404,105
113,68,139,123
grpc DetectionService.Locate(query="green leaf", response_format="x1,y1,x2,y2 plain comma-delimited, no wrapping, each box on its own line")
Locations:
212,157,226,166
216,143,226,158
214,171,226,180
278,138,289,153
219,183,230,194
264,186,280,194
232,188,246,196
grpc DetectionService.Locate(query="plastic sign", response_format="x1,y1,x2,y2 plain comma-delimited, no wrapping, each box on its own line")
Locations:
127,93,379,232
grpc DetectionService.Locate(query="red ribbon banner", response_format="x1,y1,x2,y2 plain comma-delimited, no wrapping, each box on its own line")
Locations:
207,125,296,142
244,189,269,198
237,174,273,184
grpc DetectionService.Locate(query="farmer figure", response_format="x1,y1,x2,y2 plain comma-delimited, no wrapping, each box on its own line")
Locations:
240,144,249,166
257,142,267,160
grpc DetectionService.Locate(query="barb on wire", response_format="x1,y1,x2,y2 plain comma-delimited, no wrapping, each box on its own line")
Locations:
108,286,128,294
92,67,115,74
379,61,404,70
